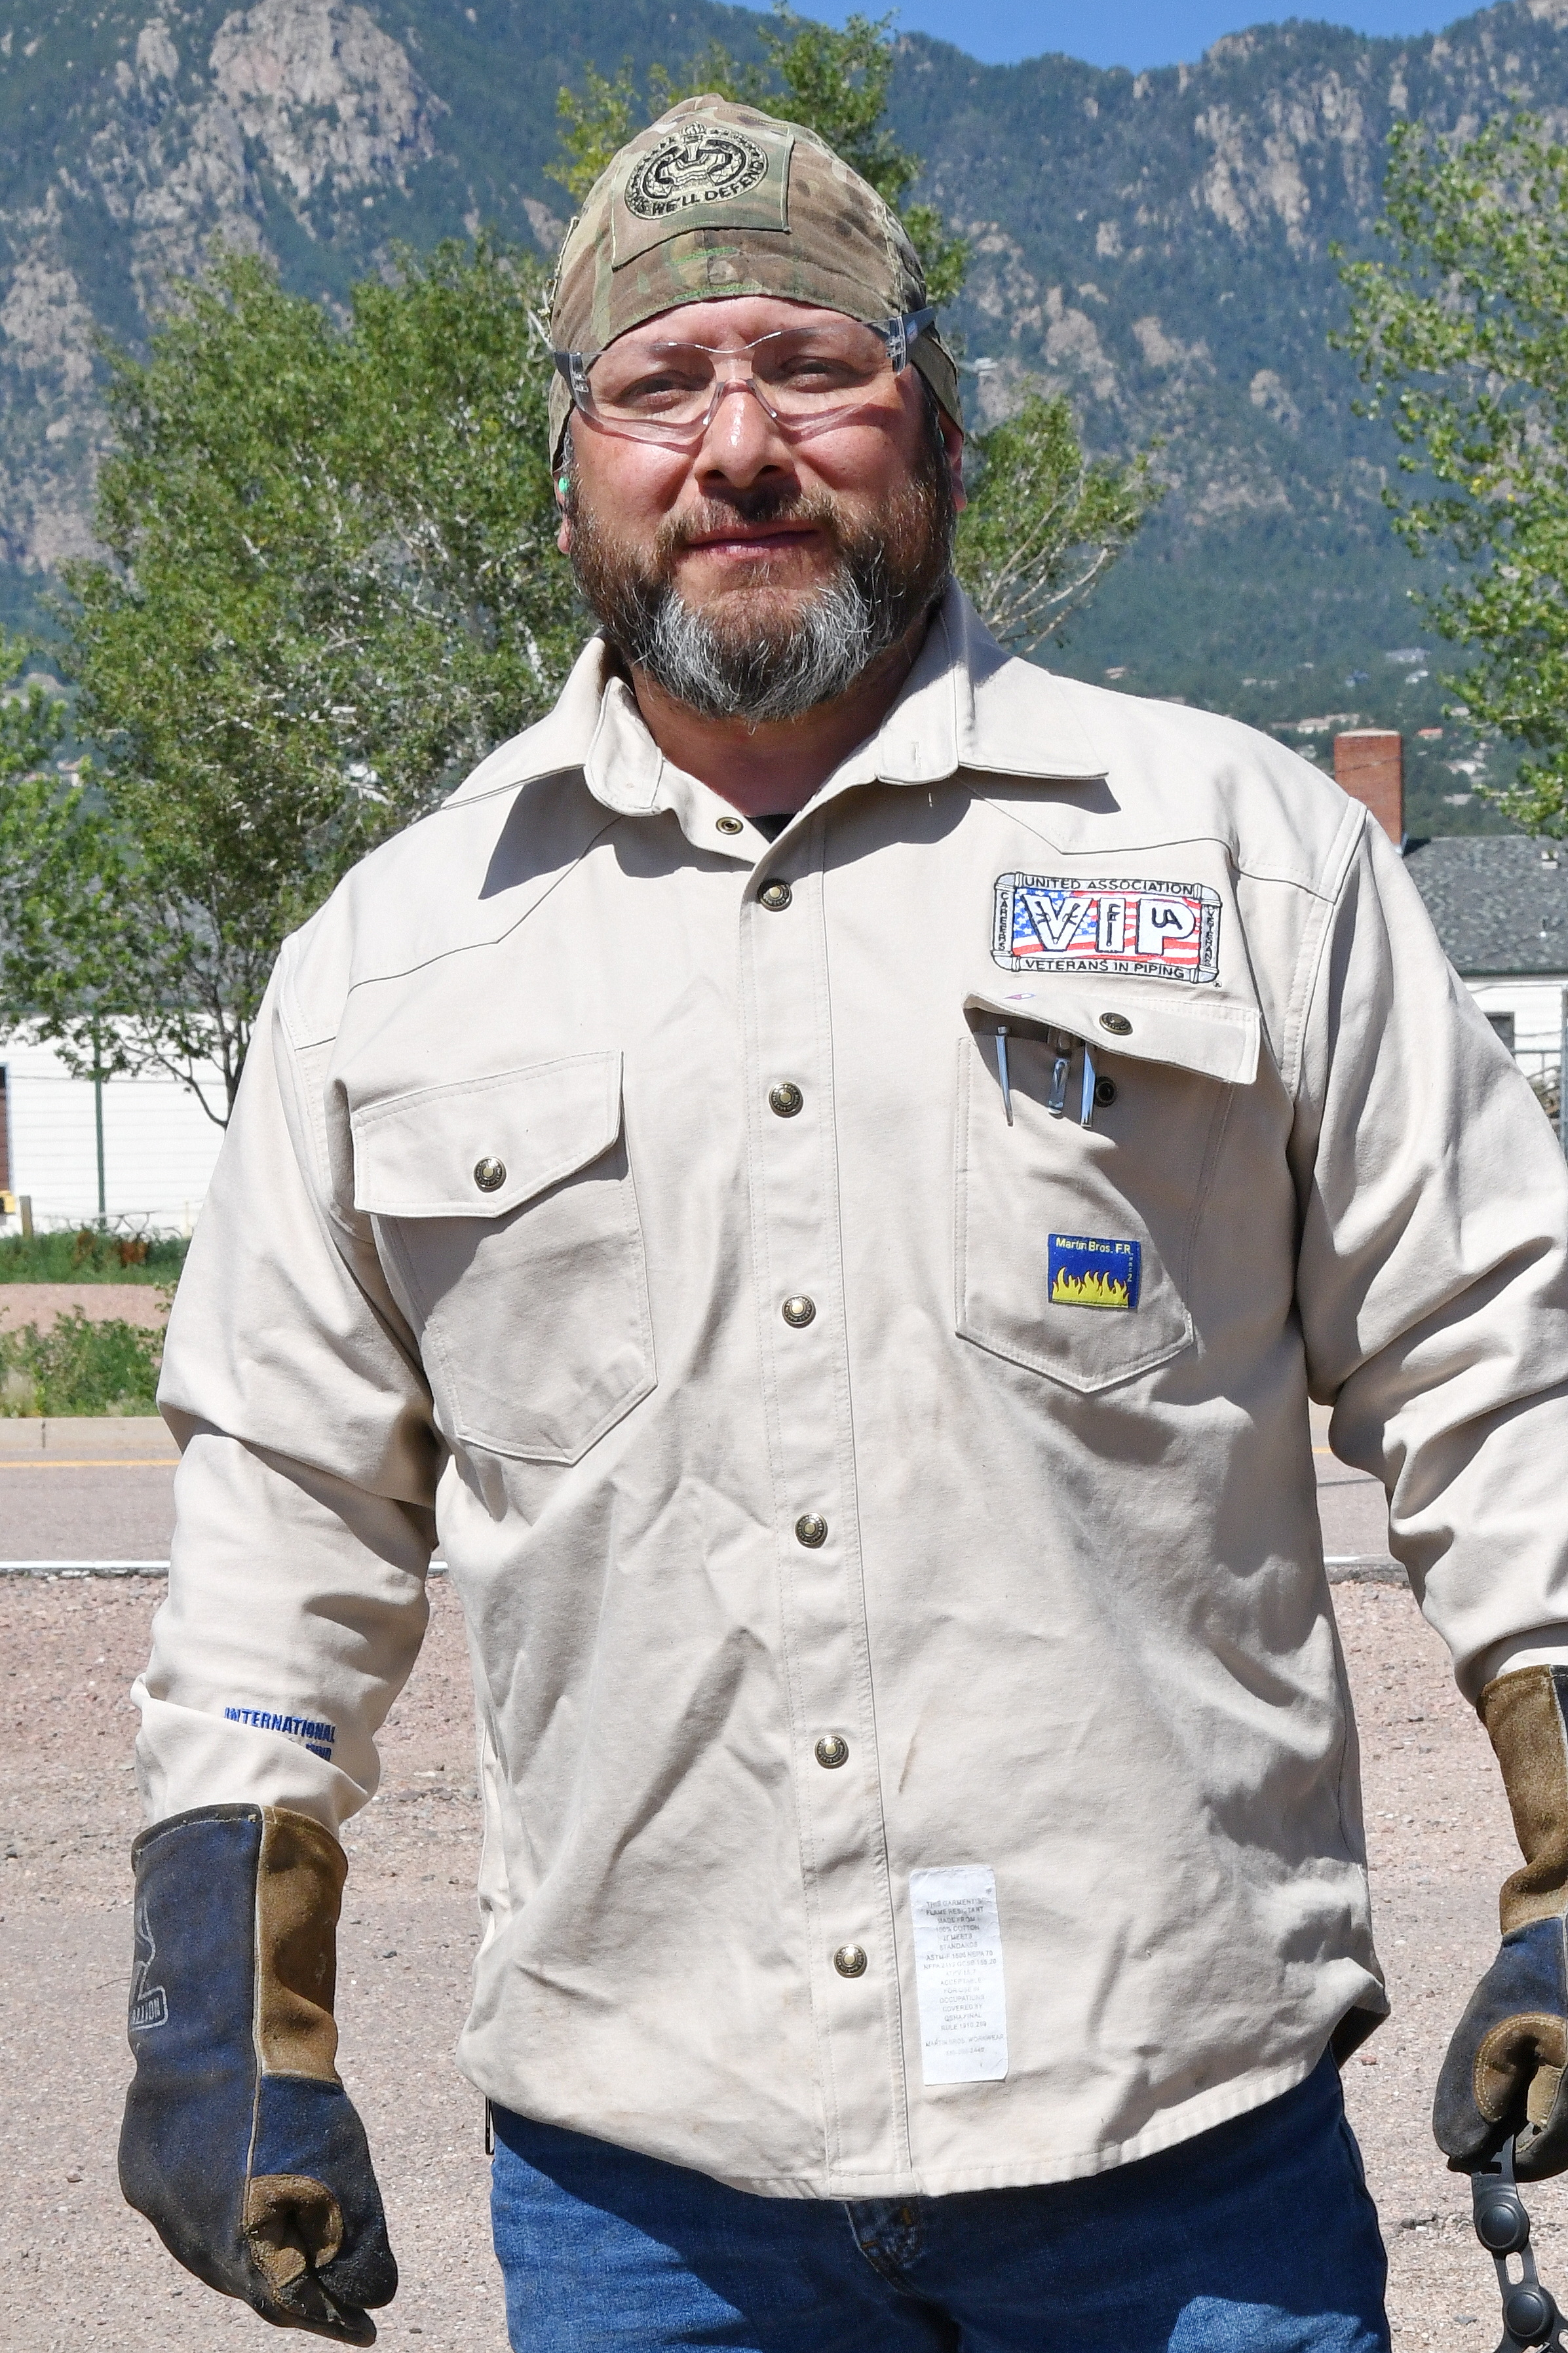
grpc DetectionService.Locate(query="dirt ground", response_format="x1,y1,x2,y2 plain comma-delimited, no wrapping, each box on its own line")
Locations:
0,1432,1554,2352
0,1286,170,1335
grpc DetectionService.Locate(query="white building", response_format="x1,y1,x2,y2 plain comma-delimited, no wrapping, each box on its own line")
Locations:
0,1032,226,1234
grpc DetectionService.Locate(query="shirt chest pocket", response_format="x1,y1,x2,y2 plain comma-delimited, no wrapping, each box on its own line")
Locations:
954,991,1259,1395
351,1052,655,1463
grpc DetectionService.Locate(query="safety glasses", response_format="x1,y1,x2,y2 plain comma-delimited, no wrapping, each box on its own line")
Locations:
554,309,936,448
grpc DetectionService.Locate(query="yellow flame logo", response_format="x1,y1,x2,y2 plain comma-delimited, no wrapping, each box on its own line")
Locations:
1050,1269,1132,1310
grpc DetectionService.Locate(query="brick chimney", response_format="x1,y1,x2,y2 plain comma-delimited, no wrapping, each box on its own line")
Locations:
1334,729,1404,847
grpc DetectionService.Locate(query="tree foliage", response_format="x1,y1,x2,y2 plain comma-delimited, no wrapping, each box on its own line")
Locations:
1339,111,1568,833
956,394,1162,651
552,6,966,303
0,237,575,1119
0,633,67,786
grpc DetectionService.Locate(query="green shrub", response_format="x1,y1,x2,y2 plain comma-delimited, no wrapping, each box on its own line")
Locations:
0,1312,163,1415
0,1229,188,1284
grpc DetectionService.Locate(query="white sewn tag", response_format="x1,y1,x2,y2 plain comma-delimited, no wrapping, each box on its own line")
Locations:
909,1865,1008,2086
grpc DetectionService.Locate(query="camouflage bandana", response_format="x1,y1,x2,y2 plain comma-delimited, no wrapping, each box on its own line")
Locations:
546,94,962,465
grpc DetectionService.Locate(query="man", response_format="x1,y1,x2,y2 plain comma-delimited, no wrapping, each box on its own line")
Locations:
119,96,1568,2353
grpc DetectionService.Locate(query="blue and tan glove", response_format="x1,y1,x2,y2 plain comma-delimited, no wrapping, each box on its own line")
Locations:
119,1803,397,2342
1437,1666,1568,2181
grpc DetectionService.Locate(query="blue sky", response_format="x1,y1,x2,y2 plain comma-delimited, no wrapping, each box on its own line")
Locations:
735,3,1468,70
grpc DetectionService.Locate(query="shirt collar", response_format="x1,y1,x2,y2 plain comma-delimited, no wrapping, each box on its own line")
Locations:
444,577,1107,843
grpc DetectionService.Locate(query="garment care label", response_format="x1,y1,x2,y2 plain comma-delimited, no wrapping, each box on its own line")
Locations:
909,1866,1008,2086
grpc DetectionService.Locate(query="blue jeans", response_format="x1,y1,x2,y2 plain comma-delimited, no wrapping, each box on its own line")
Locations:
489,2054,1390,2351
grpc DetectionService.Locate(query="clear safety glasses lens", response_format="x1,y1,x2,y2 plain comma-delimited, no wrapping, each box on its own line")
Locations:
556,311,934,445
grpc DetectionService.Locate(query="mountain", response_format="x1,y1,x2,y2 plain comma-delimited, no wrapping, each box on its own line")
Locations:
3,0,1567,832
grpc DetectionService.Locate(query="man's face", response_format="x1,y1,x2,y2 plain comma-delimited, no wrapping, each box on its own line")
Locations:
558,296,965,725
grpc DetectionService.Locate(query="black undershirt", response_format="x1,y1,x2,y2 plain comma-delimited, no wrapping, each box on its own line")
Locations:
754,813,792,842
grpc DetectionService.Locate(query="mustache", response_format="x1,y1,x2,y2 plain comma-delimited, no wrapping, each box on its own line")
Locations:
651,488,845,567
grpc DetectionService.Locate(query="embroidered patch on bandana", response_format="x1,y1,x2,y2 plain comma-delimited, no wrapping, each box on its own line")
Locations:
1048,1234,1141,1311
993,873,1221,985
623,124,771,221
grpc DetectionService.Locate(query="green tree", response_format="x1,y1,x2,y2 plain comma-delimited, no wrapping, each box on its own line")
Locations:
0,237,576,1121
0,632,67,785
956,393,1162,653
552,6,1158,649
1339,112,1568,833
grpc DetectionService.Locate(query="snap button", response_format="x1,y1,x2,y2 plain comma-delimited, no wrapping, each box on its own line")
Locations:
473,1157,507,1192
794,1513,828,1548
781,1295,816,1328
769,1082,804,1117
759,881,793,911
814,1734,849,1769
833,1944,868,1978
716,814,744,835
1099,1012,1133,1035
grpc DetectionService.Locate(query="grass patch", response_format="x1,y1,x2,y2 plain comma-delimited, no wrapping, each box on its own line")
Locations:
0,1312,163,1415
0,1229,188,1284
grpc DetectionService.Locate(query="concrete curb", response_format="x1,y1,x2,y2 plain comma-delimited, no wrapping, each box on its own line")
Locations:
1327,1556,1405,1586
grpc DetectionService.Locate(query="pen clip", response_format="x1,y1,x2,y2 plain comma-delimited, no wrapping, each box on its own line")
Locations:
995,1026,1013,1126
1047,1032,1073,1119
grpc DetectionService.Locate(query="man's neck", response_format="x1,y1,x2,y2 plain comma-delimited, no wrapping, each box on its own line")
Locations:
626,617,930,821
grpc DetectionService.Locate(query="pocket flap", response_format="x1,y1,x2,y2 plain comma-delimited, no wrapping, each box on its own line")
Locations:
965,984,1259,1087
351,1052,624,1219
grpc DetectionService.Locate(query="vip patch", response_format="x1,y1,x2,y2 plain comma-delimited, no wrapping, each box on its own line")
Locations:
993,873,1221,986
1048,1233,1141,1311
623,126,770,221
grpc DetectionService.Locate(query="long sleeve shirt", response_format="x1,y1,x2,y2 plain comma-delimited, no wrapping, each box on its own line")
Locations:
136,583,1568,2198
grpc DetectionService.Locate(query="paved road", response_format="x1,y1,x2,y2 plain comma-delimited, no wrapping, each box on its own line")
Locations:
0,1418,178,1566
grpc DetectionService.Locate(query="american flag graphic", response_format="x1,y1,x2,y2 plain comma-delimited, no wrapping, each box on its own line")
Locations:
991,874,1222,986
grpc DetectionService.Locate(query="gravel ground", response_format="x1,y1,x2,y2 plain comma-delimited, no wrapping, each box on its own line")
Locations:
0,1432,1550,2352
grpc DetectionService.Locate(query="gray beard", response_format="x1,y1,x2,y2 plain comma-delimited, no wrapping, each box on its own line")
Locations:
630,567,897,726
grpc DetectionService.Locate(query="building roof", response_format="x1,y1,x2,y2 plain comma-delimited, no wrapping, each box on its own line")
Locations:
1404,835,1568,978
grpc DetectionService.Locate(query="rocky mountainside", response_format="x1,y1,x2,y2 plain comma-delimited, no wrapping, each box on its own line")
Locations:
4,0,1567,828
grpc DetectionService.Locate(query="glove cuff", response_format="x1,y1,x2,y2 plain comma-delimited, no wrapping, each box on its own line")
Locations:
1481,1665,1568,1932
130,1801,345,2078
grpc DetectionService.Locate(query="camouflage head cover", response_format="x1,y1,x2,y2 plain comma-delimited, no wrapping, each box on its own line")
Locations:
546,93,962,465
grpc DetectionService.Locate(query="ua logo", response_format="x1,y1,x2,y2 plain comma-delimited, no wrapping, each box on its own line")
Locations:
129,1892,168,2033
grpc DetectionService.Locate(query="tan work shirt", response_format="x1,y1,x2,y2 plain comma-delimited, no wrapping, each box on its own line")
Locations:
138,584,1568,2198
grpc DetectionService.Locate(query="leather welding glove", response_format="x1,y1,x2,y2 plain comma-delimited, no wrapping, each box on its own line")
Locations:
119,1802,397,2343
1436,1664,1568,2181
